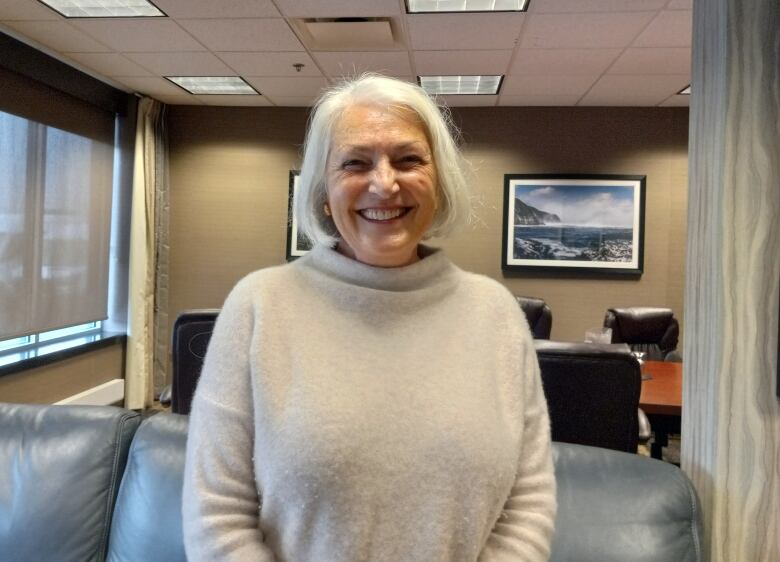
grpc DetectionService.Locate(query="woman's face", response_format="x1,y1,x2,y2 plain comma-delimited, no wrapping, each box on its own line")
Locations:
325,104,438,268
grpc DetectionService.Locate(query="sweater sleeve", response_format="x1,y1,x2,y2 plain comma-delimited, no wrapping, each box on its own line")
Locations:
182,278,277,561
478,331,557,562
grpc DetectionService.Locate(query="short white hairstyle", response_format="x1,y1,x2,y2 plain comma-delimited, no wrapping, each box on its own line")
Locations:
294,74,472,246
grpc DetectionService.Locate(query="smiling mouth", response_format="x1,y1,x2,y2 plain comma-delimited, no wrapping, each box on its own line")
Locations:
358,207,411,221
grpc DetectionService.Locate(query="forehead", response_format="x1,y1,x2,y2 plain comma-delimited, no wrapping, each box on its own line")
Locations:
330,104,431,149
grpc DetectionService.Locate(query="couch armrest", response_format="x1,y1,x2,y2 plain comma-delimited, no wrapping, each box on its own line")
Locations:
107,413,189,562
0,402,141,562
551,442,703,562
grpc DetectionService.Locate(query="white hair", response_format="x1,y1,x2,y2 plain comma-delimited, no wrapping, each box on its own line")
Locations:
294,74,472,246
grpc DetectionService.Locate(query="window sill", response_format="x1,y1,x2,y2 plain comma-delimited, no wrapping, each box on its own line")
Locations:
0,332,126,378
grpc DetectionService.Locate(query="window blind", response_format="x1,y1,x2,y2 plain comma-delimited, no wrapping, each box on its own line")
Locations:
0,67,115,340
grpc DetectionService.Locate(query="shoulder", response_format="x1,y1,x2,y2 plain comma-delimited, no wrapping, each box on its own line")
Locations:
456,269,521,309
212,262,306,329
224,262,299,305
451,269,534,340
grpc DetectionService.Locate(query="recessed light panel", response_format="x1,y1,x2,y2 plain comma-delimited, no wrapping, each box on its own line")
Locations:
166,76,259,95
39,0,165,17
678,85,691,95
407,0,529,13
418,75,503,95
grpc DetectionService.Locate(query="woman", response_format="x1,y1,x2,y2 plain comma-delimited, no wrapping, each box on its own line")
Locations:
183,74,556,561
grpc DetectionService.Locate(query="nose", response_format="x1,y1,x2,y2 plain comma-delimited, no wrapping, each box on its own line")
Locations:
368,158,400,198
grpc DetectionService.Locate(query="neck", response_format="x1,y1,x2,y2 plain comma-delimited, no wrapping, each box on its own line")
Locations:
335,242,420,268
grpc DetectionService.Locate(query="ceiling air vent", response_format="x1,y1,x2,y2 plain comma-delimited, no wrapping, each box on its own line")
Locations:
302,17,396,49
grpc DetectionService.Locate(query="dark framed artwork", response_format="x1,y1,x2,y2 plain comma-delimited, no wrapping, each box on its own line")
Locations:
286,170,312,261
502,174,646,275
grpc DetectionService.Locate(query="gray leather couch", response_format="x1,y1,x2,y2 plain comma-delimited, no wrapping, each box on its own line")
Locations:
0,403,703,561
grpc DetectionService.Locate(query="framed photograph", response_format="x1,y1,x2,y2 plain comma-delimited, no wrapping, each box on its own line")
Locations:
286,170,313,261
502,174,646,275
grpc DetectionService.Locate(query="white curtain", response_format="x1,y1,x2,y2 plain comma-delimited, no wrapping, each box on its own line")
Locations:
125,97,168,410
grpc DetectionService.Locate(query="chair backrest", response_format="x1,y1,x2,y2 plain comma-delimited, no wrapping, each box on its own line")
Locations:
0,403,141,562
534,340,641,453
604,307,679,361
171,309,220,415
515,295,553,339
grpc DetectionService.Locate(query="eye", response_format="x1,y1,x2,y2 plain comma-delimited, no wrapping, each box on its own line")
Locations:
398,154,424,167
342,159,366,170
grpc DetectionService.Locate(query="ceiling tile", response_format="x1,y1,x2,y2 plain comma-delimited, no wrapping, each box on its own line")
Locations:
579,74,690,106
407,13,526,50
501,74,597,96
177,18,303,52
3,21,111,52
124,52,234,75
414,50,512,75
511,48,621,75
531,0,667,13
519,11,656,48
608,47,690,75
244,76,329,96
272,0,401,18
153,0,280,18
70,19,205,52
0,0,61,20
666,0,693,9
659,95,689,107
314,51,412,77
196,94,273,106
498,93,583,106
217,52,322,76
64,52,153,77
152,94,205,105
113,76,188,96
633,10,692,47
263,95,319,106
439,95,498,107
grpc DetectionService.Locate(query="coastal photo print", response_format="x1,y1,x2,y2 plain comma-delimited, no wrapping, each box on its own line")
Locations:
501,174,646,275
286,170,313,261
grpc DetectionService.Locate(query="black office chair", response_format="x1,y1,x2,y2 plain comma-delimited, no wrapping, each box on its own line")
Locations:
534,340,641,453
603,307,681,362
169,309,219,415
515,296,553,339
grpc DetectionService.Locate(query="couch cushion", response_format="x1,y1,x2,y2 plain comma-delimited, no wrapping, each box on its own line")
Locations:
106,413,188,562
551,442,702,562
0,403,141,562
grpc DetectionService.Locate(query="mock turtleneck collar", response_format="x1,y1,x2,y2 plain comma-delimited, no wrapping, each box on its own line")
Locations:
296,243,457,293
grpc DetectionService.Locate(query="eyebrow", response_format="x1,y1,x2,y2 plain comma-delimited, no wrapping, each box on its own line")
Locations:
337,141,428,153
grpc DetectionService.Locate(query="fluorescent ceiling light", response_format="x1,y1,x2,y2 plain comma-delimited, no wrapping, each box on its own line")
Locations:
407,0,529,13
166,76,260,95
38,0,165,17
678,85,691,95
418,75,503,95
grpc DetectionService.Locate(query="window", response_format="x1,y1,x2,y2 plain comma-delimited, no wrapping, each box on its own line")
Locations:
0,321,103,367
0,108,114,342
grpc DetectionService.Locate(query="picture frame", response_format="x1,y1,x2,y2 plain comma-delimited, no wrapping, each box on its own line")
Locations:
502,174,646,275
286,170,312,261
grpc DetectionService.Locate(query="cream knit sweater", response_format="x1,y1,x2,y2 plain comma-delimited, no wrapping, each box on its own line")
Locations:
183,244,556,562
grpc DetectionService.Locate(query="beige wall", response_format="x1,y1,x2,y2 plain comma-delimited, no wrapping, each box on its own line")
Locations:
168,105,688,344
0,342,124,404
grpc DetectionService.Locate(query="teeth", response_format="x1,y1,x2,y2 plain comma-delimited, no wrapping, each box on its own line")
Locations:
360,208,405,220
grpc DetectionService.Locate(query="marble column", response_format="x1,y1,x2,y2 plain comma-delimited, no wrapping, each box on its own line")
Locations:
683,0,780,560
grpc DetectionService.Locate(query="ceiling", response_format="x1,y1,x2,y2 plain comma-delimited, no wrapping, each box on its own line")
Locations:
0,0,692,108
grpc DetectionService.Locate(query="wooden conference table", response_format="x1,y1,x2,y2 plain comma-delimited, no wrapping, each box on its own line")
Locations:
639,360,682,460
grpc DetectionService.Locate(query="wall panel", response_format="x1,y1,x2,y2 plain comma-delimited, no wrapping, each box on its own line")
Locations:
167,105,688,344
